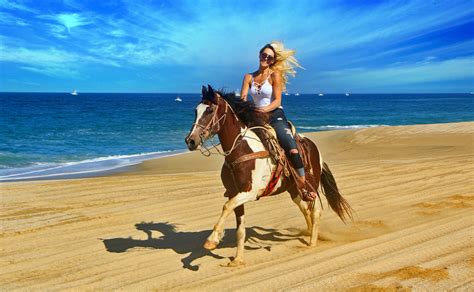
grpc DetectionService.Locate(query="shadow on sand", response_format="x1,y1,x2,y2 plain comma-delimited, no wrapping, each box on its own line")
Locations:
102,222,305,271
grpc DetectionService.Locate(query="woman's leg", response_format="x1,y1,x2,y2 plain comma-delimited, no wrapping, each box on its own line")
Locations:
269,109,317,200
269,109,305,179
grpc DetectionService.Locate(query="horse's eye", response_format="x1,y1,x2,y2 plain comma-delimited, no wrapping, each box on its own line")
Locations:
206,107,214,113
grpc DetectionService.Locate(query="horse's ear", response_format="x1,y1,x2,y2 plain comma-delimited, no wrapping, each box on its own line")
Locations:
207,84,214,96
201,85,208,98
207,84,219,104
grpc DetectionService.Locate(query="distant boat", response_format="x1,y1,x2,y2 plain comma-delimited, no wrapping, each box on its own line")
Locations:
71,90,78,96
295,93,300,96
318,93,324,96
234,90,241,97
284,92,290,96
175,96,182,102
345,93,350,96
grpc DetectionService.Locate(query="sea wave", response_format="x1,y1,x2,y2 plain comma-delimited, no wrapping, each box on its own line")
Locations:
298,124,389,131
0,150,187,182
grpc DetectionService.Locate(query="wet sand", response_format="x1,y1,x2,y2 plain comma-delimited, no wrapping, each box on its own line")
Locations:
1,122,473,290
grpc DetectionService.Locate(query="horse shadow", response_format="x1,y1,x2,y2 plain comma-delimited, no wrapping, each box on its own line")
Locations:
102,222,305,271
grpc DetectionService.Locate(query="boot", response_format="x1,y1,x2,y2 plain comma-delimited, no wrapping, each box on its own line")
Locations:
295,175,317,201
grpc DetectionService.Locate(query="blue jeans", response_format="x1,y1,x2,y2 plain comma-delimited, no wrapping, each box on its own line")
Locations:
268,108,304,173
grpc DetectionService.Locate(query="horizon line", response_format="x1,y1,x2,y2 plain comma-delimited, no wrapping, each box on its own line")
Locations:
1,91,473,95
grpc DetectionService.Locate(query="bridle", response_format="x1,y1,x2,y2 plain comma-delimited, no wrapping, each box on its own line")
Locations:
192,99,229,141
192,98,270,158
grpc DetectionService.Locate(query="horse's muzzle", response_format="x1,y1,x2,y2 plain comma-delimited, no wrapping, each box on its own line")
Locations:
185,136,198,151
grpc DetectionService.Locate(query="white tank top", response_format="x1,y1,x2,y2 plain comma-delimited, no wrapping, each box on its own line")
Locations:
249,75,273,108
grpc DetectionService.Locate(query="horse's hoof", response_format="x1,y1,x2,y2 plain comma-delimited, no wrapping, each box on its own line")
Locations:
221,258,245,267
203,239,218,250
307,241,318,247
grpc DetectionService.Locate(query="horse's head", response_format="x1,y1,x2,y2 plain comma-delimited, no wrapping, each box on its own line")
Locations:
185,85,227,151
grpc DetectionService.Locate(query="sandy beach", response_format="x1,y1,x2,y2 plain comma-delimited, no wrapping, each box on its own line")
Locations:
1,122,473,290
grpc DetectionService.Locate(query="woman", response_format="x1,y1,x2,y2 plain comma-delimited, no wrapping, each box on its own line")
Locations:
240,41,316,201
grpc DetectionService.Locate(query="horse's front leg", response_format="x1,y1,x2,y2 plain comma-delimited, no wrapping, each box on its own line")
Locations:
204,191,255,251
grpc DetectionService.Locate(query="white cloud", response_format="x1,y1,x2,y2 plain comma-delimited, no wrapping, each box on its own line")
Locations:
1,0,473,92
0,0,37,13
313,57,474,91
9,0,472,71
0,45,120,78
44,23,69,39
109,29,126,37
92,0,474,68
20,65,81,78
38,12,93,35
0,11,28,26
302,0,474,55
0,46,76,63
55,13,92,32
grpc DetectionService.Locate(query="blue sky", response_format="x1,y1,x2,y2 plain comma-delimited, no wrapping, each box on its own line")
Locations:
0,0,473,93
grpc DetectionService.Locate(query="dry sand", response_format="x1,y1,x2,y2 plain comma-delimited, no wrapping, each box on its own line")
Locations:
1,122,473,290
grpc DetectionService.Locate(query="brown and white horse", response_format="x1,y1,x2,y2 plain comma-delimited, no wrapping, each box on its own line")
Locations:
185,85,352,267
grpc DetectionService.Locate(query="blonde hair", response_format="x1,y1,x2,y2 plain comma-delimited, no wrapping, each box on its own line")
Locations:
264,41,303,90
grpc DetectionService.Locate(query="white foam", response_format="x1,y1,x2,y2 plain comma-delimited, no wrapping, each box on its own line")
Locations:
298,124,389,131
0,150,187,181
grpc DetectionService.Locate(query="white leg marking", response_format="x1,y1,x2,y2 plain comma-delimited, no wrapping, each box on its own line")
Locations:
231,213,246,266
292,195,312,235
309,208,322,247
205,191,257,249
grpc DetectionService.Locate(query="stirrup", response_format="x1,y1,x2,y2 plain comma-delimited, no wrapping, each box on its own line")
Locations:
300,188,317,202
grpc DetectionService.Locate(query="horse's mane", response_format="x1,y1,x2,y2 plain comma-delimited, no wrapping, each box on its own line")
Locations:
213,89,269,127
205,88,276,165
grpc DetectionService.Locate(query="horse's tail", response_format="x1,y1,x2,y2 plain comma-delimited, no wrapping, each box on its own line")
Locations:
320,162,353,223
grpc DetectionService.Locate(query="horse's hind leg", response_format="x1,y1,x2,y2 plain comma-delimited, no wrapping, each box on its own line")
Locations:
302,136,323,246
290,192,312,236
224,204,246,267
291,189,322,247
309,206,322,247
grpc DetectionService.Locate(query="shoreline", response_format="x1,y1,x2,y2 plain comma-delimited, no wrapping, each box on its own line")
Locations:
0,150,189,183
2,121,472,183
88,120,474,177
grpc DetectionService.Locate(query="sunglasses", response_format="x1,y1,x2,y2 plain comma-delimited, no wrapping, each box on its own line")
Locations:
260,52,275,63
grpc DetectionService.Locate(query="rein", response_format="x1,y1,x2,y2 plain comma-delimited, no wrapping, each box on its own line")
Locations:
193,101,228,139
192,100,228,157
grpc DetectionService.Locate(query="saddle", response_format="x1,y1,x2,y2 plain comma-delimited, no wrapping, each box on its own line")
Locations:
253,122,316,200
223,121,318,203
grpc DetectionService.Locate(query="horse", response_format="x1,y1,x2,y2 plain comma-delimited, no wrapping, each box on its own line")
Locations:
185,85,352,267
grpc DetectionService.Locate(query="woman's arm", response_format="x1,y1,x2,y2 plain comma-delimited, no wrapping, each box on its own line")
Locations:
259,71,282,112
240,74,252,101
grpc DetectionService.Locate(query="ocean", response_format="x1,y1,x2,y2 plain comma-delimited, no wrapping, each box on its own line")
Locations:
1,92,472,181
